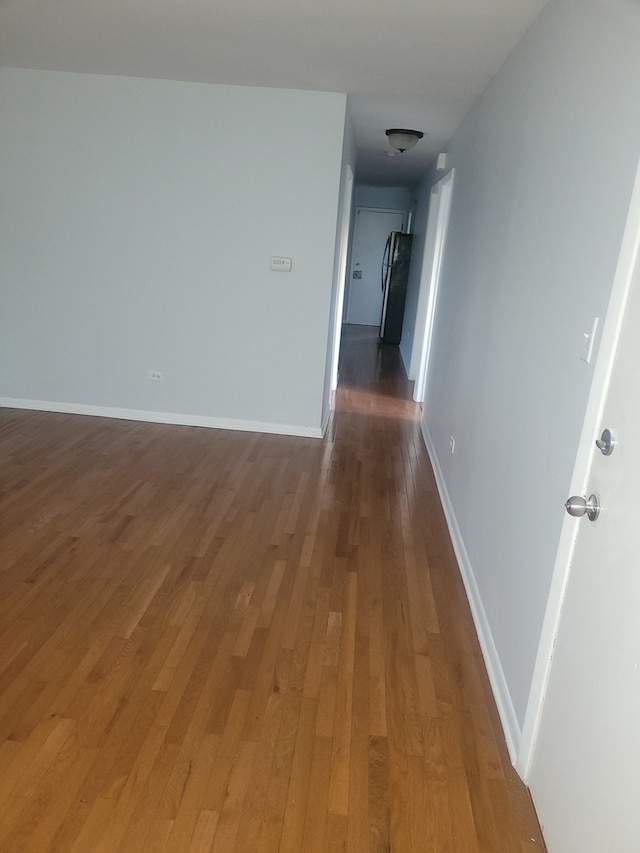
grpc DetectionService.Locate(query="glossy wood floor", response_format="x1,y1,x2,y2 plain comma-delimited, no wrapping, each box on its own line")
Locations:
0,326,545,852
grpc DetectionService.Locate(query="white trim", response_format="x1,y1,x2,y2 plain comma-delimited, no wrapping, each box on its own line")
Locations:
330,164,355,392
421,418,521,764
0,398,323,439
352,205,409,221
321,398,333,438
412,169,455,400
517,153,640,780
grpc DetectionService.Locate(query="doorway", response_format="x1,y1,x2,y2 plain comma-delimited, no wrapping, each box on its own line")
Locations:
345,207,406,327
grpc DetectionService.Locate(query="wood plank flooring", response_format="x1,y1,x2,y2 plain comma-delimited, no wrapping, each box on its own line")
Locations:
0,325,545,851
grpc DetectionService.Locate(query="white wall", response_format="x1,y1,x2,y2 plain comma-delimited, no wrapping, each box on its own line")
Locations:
0,69,346,436
422,0,640,747
352,184,412,212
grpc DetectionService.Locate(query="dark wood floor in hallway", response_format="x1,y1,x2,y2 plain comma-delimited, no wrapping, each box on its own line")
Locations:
0,325,545,852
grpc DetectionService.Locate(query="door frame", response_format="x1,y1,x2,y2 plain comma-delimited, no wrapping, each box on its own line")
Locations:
328,165,355,392
410,169,455,401
517,154,640,779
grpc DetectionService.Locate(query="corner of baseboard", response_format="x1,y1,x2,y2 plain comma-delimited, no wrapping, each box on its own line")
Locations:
321,401,333,438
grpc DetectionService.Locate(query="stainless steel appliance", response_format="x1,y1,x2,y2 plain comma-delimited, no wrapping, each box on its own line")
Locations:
380,231,412,344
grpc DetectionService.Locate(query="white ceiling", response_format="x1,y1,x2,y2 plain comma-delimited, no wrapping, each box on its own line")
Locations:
0,0,548,186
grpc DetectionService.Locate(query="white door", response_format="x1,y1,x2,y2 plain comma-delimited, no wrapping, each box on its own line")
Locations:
528,184,640,849
346,207,406,326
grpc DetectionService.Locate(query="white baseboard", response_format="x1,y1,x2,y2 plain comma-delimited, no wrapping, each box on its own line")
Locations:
420,419,522,765
399,339,412,380
0,398,324,439
321,396,333,438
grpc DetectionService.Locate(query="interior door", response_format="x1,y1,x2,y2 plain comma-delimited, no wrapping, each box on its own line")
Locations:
528,232,640,850
346,208,405,326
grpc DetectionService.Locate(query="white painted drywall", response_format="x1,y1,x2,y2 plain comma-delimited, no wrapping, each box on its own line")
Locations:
0,69,346,435
353,184,412,212
422,0,640,739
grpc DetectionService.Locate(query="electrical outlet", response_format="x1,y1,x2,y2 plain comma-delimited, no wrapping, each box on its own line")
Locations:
449,435,455,454
148,370,164,381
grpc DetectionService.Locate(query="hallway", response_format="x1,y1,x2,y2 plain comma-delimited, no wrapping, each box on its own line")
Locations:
0,325,544,851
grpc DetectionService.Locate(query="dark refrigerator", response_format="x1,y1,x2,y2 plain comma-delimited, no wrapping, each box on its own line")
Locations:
380,231,413,344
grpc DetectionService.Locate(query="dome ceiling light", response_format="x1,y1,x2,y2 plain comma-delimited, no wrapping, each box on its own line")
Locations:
385,128,424,153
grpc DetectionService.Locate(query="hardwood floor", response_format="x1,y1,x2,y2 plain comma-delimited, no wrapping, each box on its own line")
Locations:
0,325,545,852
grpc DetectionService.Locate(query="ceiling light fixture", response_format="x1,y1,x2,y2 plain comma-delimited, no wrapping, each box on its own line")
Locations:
385,128,424,153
